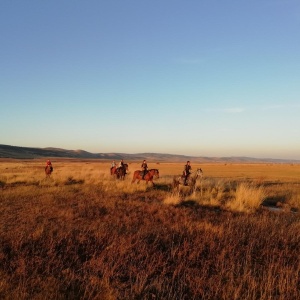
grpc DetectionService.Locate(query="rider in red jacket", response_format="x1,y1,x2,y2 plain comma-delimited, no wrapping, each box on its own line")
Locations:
45,160,53,172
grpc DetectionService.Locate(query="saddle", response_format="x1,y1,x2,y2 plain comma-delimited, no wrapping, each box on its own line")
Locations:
182,172,190,185
141,170,148,178
182,171,189,179
117,166,126,175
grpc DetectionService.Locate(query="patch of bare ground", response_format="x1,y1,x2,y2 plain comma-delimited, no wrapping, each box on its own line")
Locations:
0,160,300,299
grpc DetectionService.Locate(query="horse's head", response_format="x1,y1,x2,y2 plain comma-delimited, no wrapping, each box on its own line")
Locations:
124,163,129,171
196,168,203,177
154,169,159,178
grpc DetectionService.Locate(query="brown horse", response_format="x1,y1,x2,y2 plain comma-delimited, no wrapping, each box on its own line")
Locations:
45,165,53,178
111,166,117,175
111,164,129,180
116,164,129,180
131,169,159,185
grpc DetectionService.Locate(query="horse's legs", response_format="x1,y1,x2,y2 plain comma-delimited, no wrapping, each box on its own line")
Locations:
132,175,139,183
132,179,140,184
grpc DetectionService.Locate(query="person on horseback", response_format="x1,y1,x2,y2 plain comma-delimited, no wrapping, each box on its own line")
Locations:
141,159,148,179
45,159,53,172
119,159,124,168
118,159,127,174
183,160,192,185
110,160,116,175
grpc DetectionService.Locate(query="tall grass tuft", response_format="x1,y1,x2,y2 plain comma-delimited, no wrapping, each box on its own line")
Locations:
226,183,267,213
163,191,181,205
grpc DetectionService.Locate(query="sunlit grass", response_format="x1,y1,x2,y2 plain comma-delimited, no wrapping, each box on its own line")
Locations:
1,160,300,299
225,183,267,213
163,191,181,205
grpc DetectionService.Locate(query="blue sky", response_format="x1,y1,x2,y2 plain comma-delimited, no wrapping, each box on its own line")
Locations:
1,0,300,159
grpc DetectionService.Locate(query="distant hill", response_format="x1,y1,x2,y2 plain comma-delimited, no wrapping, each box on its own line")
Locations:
0,144,299,163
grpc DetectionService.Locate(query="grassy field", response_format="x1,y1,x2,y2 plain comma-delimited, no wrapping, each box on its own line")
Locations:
0,159,300,299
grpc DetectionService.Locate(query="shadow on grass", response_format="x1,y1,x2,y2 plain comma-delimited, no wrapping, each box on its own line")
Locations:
153,183,172,191
262,195,287,207
176,200,199,208
5,181,41,188
64,177,85,185
0,180,6,189
175,200,222,213
261,181,285,187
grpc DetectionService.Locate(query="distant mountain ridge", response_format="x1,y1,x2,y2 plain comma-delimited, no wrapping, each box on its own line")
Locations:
0,144,299,163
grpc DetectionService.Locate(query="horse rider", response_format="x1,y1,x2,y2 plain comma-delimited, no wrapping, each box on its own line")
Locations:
119,159,124,168
118,159,127,174
183,160,192,185
45,159,53,172
110,160,116,175
141,159,148,179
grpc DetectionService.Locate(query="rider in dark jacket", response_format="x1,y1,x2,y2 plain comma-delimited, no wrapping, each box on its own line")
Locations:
118,159,127,175
183,161,192,185
141,160,148,179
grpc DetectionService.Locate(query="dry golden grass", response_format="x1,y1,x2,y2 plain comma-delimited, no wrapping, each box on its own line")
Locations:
225,183,267,213
0,159,300,299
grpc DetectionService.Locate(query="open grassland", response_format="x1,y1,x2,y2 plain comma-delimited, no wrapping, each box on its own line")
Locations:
0,159,300,299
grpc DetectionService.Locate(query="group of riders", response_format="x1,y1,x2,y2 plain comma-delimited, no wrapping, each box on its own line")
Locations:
45,158,194,185
110,159,148,179
110,159,127,174
111,159,193,185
